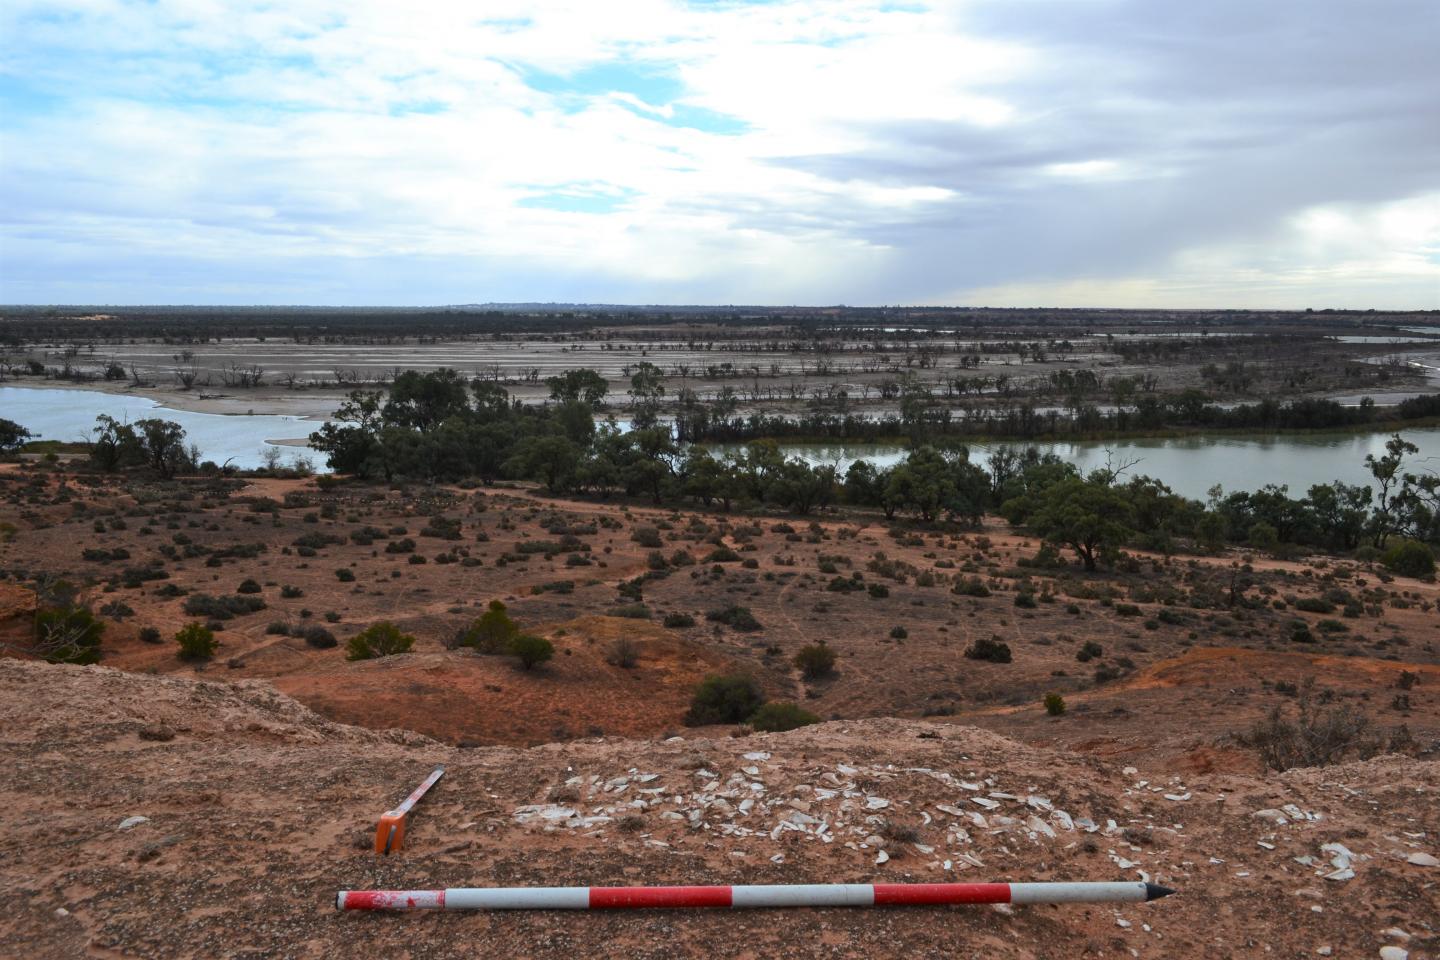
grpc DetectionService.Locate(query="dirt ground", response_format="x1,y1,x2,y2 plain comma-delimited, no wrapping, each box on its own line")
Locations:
2,465,1437,771
1,658,1435,959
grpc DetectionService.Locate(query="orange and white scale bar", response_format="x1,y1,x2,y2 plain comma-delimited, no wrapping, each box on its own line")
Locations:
337,881,1174,911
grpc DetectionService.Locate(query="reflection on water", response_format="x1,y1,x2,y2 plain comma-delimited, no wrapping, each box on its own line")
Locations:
708,430,1440,500
6,385,1440,498
1,386,321,470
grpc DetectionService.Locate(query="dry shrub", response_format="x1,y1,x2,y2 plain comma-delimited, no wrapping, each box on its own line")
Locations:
1244,680,1411,771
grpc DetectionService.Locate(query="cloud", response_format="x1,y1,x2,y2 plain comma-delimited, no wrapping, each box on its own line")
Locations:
0,0,1437,306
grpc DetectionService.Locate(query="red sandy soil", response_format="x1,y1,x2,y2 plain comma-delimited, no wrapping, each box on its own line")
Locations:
2,658,1436,959
2,466,1437,771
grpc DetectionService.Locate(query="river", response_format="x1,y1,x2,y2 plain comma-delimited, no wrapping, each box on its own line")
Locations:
4,385,1439,499
0,386,320,470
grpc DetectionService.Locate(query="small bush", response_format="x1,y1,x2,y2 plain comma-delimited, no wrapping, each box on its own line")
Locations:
34,607,105,665
866,582,889,599
236,578,262,595
889,625,908,639
607,637,640,668
1043,692,1066,716
1014,592,1037,609
300,625,337,649
964,636,1012,663
138,626,162,644
631,526,663,548
175,622,217,661
705,546,741,563
335,568,356,582
953,577,990,598
663,612,696,628
1076,640,1103,662
749,702,820,732
684,673,765,725
1293,597,1335,614
1244,681,1397,771
461,600,519,653
611,603,651,619
281,584,304,599
510,633,554,670
706,605,762,631
182,593,265,621
794,642,837,679
346,621,415,661
1381,539,1435,578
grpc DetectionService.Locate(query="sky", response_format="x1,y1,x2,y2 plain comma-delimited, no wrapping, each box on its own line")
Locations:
1,0,1438,308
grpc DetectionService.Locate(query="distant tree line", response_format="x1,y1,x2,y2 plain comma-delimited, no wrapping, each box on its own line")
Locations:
677,392,1440,444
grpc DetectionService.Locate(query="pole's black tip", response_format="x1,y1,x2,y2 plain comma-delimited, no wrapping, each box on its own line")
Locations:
1144,883,1176,901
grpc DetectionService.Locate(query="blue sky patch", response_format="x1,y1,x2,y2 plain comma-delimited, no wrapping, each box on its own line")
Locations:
518,185,639,214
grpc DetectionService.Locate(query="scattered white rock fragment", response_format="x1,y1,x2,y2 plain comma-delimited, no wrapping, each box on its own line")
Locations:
865,797,890,810
117,816,149,831
1116,918,1132,929
971,797,1000,810
1254,809,1288,825
875,850,890,865
1164,793,1191,802
1378,947,1408,960
1404,852,1438,867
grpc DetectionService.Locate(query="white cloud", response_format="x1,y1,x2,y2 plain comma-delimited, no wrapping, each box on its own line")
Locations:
1,0,1437,305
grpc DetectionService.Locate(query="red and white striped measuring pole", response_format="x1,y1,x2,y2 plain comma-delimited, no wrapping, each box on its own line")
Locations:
374,766,445,855
338,880,1174,912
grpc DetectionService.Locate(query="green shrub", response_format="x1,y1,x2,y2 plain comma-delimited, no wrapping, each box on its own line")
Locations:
182,593,265,621
663,612,696,628
1294,597,1335,614
631,526,663,548
510,633,554,670
953,577,991,598
138,626,162,644
793,642,837,679
300,625,337,648
1076,640,1103,662
749,702,820,732
1044,693,1066,716
1014,592,1037,609
866,582,889,599
175,622,217,661
706,605,762,631
684,674,765,725
34,607,105,665
281,584,304,599
889,626,908,639
461,600,519,653
705,546,741,563
611,603,651,619
964,636,1012,663
1381,539,1435,578
236,578,262,594
346,621,415,661
335,568,356,582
